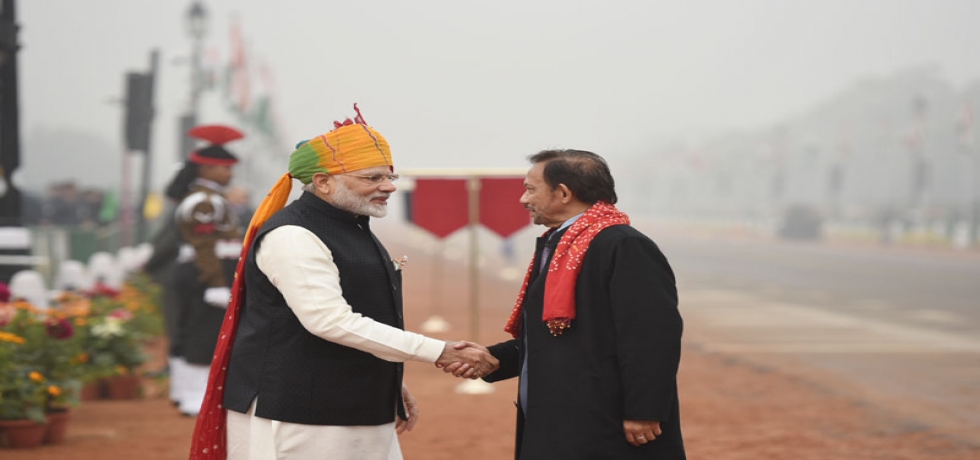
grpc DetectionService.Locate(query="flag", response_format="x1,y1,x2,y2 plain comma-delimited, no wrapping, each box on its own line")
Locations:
478,178,529,238
226,20,250,113
411,179,469,239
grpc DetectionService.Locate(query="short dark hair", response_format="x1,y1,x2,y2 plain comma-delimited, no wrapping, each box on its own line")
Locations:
528,149,617,205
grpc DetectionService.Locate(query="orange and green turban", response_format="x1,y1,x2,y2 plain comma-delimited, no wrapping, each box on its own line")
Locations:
288,117,393,184
246,103,393,241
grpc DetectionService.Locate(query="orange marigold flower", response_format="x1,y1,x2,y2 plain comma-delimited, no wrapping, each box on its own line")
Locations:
47,386,62,396
13,300,35,312
29,371,44,382
73,352,90,364
61,298,92,317
0,331,26,344
74,317,87,326
115,365,128,375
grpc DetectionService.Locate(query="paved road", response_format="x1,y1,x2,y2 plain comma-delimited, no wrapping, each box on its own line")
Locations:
653,233,980,334
646,230,980,445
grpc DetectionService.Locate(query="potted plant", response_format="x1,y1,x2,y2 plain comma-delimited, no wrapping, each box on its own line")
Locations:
35,312,84,445
0,328,50,449
0,302,50,425
41,378,81,444
85,309,148,399
115,274,165,340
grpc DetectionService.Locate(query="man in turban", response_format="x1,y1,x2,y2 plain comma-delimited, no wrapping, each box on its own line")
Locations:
189,105,499,460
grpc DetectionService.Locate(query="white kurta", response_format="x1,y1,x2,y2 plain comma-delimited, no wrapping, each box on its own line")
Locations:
226,225,445,460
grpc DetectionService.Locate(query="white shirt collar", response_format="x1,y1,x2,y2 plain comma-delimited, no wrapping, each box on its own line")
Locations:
555,212,584,233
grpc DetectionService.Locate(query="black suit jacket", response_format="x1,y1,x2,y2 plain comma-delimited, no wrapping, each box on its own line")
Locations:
485,225,686,460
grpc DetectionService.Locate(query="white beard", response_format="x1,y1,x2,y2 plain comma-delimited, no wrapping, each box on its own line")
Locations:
330,180,388,218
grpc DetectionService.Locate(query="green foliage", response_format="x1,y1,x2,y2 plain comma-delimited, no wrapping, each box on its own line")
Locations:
0,367,47,423
0,272,166,419
0,320,49,423
85,313,148,375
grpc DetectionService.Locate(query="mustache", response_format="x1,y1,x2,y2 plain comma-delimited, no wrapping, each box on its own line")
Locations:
371,193,392,201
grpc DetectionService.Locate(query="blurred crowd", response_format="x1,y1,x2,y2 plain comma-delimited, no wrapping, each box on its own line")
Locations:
21,182,115,229
20,181,253,232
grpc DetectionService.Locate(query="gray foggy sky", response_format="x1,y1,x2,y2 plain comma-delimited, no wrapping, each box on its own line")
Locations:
17,0,980,190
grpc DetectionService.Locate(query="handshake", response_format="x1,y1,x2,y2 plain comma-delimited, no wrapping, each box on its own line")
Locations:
435,341,499,379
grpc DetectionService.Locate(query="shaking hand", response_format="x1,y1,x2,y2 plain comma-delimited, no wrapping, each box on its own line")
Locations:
435,341,499,379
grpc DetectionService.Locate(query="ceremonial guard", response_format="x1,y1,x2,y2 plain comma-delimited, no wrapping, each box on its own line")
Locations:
170,125,245,416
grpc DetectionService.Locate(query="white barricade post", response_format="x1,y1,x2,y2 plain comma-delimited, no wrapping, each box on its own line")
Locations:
134,243,155,269
54,260,92,292
117,246,141,274
9,270,49,309
88,252,124,289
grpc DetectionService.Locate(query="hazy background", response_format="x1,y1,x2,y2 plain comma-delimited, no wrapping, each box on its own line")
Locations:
9,3,980,453
16,0,980,219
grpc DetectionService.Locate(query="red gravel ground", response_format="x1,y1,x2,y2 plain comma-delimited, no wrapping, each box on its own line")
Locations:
4,240,979,460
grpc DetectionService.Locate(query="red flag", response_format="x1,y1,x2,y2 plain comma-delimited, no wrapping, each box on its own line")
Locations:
479,178,530,238
411,179,469,239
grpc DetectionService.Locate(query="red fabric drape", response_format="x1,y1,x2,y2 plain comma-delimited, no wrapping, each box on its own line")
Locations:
478,178,530,238
411,179,469,239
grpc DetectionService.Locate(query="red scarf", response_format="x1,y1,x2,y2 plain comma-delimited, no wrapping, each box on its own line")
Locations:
188,232,256,459
504,201,629,338
188,173,292,459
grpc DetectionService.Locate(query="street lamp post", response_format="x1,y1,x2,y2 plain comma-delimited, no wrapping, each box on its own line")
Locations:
0,0,30,284
180,1,208,161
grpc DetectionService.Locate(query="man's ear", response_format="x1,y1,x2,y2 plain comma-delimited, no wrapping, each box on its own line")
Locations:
557,184,573,203
311,173,332,194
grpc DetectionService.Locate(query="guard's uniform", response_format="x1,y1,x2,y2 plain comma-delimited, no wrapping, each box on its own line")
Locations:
172,180,242,416
175,180,242,361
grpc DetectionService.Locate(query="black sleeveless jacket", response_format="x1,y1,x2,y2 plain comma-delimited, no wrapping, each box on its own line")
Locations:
223,192,406,425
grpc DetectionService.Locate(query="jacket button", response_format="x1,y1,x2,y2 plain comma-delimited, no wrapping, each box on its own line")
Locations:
392,284,398,291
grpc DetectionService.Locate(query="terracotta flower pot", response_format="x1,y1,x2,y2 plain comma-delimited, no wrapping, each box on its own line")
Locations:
80,381,103,401
0,418,48,449
43,409,71,444
103,374,142,400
